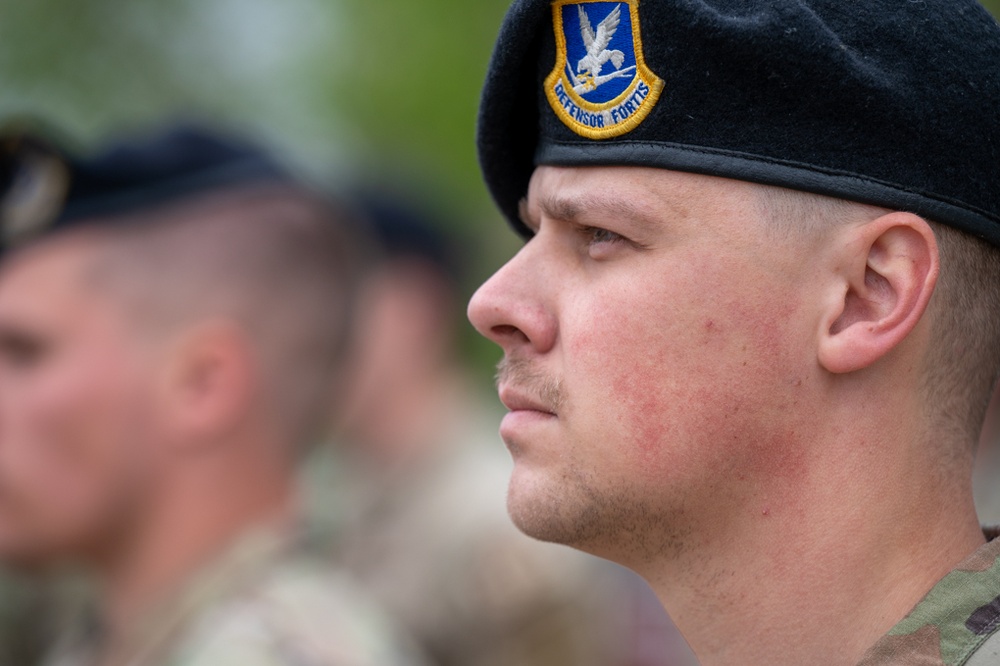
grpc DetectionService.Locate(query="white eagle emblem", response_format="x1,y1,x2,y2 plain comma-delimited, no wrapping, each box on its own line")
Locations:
544,0,664,139
571,4,636,94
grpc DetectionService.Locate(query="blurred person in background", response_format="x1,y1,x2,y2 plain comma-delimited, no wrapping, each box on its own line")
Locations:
0,126,425,666
303,187,697,666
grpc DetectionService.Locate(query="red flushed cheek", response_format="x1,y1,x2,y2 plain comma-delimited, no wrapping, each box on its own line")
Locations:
573,286,814,497
610,366,672,466
581,317,704,478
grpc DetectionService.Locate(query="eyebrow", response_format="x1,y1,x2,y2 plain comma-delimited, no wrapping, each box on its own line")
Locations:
522,192,659,232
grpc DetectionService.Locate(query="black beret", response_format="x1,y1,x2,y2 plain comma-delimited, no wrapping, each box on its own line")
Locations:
0,124,293,250
478,0,1000,245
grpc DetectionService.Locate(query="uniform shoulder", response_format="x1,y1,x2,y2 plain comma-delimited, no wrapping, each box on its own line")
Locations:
860,535,1000,666
168,553,425,666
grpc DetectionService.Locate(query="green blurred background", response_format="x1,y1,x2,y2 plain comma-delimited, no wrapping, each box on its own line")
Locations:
1,0,998,370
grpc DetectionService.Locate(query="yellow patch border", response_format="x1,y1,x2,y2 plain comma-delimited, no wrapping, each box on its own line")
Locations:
544,0,664,140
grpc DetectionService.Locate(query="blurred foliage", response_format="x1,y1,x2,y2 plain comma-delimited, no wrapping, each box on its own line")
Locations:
322,0,511,207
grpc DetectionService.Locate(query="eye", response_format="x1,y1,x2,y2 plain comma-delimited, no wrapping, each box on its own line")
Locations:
579,225,630,259
0,332,50,371
585,226,624,245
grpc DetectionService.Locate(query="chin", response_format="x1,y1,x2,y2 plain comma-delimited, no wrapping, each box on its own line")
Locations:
506,460,692,566
505,461,609,551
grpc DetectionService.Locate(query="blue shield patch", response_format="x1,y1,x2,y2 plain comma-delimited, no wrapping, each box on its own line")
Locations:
544,0,664,139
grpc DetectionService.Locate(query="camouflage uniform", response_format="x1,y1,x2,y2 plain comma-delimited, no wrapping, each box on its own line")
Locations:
43,527,425,666
859,529,1000,665
0,570,56,665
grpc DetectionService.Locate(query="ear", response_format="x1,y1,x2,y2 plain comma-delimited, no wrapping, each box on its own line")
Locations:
818,212,939,374
161,320,258,443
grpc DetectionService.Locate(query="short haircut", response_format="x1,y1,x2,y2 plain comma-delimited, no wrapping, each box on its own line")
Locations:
924,224,1000,452
757,186,1000,453
79,183,370,449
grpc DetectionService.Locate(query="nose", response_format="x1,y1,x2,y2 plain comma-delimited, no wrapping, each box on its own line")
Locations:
467,240,558,356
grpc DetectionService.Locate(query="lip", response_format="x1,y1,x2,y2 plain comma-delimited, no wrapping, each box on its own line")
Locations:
498,384,556,416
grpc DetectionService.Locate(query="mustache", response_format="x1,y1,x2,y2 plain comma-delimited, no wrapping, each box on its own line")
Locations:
495,356,565,413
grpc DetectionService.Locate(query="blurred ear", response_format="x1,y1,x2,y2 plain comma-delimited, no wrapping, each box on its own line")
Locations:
162,319,257,445
817,212,939,374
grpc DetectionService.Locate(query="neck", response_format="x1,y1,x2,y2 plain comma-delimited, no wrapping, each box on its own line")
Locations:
92,446,295,653
633,409,985,666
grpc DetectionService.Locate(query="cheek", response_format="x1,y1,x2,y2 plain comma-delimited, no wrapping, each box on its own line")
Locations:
21,357,133,463
0,349,151,551
564,257,812,488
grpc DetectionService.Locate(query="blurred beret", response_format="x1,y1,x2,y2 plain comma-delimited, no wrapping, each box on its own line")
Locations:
478,0,1000,244
352,189,462,283
0,124,293,250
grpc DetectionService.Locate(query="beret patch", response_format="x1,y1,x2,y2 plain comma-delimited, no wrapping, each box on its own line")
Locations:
543,1,664,139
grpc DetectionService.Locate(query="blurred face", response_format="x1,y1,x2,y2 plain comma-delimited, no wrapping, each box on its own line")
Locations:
467,166,826,563
0,238,159,567
336,259,453,450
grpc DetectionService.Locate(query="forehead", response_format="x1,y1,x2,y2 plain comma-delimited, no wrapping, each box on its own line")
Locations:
524,165,766,228
0,236,110,327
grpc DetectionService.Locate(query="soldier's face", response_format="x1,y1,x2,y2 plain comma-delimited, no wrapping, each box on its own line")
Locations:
468,166,827,564
0,238,159,567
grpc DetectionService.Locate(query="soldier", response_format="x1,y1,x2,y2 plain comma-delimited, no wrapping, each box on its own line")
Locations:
468,1,1000,664
0,126,424,666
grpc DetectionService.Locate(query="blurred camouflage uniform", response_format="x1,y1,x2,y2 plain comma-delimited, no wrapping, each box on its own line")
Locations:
0,570,55,665
43,527,425,666
859,528,1000,665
